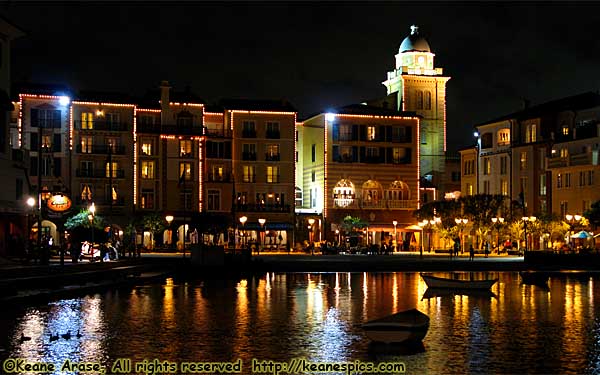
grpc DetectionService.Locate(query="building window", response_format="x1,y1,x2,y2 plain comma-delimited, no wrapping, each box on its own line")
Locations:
267,166,279,183
588,170,594,185
179,162,192,181
266,144,280,161
106,137,119,154
81,136,93,153
105,112,120,125
243,165,255,183
242,121,256,137
266,121,280,138
242,143,256,161
560,148,569,158
339,124,352,141
41,135,52,150
392,147,410,164
483,180,490,194
425,91,432,110
105,162,118,178
207,190,220,211
540,174,546,196
526,123,537,143
520,177,528,208
141,161,155,179
31,109,61,128
105,184,118,203
483,158,491,175
367,126,376,141
562,124,569,136
180,189,192,209
81,184,93,201
177,111,193,127
180,140,192,157
501,180,508,196
481,133,493,149
141,189,154,209
565,173,571,188
583,200,591,212
497,129,510,145
80,161,93,176
311,171,316,182
295,187,303,207
141,140,153,156
416,90,423,110
556,173,562,188
560,201,568,218
466,183,473,195
311,144,316,162
81,112,94,129
579,171,585,186
500,156,507,175
520,151,527,170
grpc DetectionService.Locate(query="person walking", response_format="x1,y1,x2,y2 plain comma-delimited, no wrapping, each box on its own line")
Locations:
484,241,490,258
469,244,475,261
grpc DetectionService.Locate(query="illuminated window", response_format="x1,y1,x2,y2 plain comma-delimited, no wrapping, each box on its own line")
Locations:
267,144,280,161
179,162,192,181
105,184,118,202
141,189,154,209
211,165,225,181
520,151,527,170
367,126,376,141
501,180,509,196
483,158,491,175
180,140,192,157
81,112,94,129
562,124,569,135
105,162,118,178
540,175,547,196
81,136,93,153
525,123,537,143
556,173,562,188
500,156,507,175
333,179,355,208
243,165,255,183
467,183,473,195
267,166,279,183
141,140,153,156
41,135,52,149
81,184,93,201
497,129,510,145
560,148,569,158
141,161,155,179
106,137,119,154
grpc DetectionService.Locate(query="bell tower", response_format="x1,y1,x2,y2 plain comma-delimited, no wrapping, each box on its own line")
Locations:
383,25,450,181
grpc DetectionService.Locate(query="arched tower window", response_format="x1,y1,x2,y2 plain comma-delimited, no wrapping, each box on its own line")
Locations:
387,180,410,201
362,180,383,207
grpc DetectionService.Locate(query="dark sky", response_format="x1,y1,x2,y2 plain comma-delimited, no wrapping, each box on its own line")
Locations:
3,2,600,153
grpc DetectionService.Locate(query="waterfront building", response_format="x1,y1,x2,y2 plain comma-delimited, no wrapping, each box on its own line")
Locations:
298,104,421,246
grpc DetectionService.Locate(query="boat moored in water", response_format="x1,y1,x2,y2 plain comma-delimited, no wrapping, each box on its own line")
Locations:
420,273,498,290
362,308,429,344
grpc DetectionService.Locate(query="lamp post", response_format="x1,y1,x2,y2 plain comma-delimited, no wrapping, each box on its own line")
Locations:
258,218,266,254
88,202,95,259
565,214,582,250
239,216,247,249
491,217,504,253
335,229,340,246
308,218,315,255
165,215,174,250
392,220,398,252
26,197,35,259
454,218,469,254
522,216,537,253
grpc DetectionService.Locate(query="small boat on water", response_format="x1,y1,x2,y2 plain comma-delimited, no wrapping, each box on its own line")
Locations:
421,273,498,290
362,309,429,344
519,271,549,286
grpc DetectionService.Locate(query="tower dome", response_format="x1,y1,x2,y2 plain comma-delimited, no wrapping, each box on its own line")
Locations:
399,25,431,53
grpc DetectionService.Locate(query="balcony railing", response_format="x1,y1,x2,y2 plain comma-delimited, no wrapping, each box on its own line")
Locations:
234,203,291,213
137,123,204,135
206,173,232,183
548,151,598,168
332,198,418,210
242,129,257,138
265,130,280,139
76,144,126,155
205,128,232,138
265,153,281,161
75,121,128,131
76,168,125,178
242,152,257,161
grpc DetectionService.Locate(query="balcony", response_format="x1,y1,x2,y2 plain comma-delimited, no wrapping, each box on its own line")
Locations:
207,173,232,183
265,153,280,161
386,199,418,209
332,198,418,210
76,144,126,155
548,151,598,169
76,168,125,178
333,155,355,163
242,152,257,161
234,203,291,213
392,135,412,143
242,129,257,138
205,128,232,138
266,130,280,139
75,121,128,132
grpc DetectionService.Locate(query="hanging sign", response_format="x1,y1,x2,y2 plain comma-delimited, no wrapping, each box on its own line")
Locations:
47,194,72,212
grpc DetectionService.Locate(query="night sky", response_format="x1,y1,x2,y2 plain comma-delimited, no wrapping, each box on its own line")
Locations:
3,2,600,153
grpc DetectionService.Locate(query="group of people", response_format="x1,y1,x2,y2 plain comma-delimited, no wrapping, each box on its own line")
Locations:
74,239,128,262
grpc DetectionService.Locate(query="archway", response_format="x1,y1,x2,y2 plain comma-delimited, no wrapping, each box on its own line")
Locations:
31,220,59,246
333,179,355,208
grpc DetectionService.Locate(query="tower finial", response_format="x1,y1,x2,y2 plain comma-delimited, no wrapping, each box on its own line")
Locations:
410,25,419,35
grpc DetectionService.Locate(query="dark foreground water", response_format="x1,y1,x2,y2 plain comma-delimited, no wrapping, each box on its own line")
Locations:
1,272,600,375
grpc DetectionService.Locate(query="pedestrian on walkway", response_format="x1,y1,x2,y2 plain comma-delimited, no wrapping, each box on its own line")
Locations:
469,244,475,261
484,241,490,258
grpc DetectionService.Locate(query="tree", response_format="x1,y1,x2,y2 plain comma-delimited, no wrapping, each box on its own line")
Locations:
584,200,600,228
339,216,368,236
461,194,507,249
142,213,166,249
64,210,106,245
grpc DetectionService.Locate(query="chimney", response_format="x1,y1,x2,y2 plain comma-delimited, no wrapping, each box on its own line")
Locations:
160,80,170,110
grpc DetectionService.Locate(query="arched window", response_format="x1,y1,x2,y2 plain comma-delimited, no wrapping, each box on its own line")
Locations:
387,180,410,201
333,179,355,208
361,180,383,207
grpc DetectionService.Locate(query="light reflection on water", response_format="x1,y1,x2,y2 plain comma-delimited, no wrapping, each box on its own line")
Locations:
0,272,599,374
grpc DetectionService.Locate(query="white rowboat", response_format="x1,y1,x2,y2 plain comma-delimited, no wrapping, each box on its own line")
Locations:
421,274,498,290
362,309,429,344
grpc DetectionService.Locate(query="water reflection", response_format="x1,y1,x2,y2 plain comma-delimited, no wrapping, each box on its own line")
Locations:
1,272,599,374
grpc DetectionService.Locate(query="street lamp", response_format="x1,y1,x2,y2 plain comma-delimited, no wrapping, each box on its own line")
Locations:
392,220,398,252
88,202,95,259
522,216,537,253
239,216,247,249
565,214,582,250
165,215,174,250
258,218,266,254
454,218,469,254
